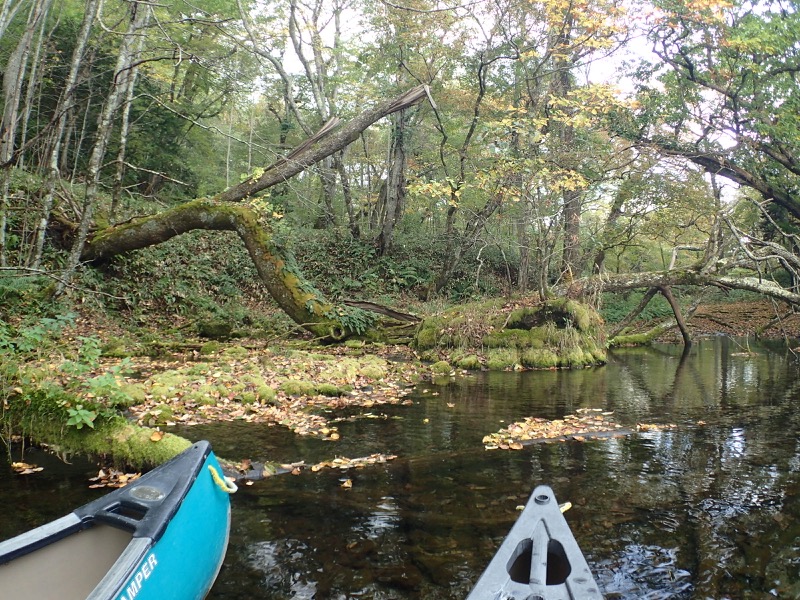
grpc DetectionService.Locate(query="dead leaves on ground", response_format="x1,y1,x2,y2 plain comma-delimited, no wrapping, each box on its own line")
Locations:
122,349,419,440
483,408,676,450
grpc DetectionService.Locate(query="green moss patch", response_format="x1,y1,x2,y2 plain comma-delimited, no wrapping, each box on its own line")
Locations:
413,297,606,371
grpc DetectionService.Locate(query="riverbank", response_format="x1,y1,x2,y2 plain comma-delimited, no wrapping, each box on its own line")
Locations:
3,297,797,469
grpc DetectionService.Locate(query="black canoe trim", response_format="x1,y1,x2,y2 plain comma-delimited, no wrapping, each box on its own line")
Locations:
0,441,211,566
76,440,211,541
466,485,603,600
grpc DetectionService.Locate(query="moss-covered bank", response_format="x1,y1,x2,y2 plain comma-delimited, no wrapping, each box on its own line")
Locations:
414,297,607,370
3,399,191,468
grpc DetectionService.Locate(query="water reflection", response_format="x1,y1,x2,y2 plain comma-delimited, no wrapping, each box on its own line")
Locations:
3,337,800,598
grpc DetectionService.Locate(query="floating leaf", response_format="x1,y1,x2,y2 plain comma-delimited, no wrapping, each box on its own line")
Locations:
11,462,43,475
484,410,676,450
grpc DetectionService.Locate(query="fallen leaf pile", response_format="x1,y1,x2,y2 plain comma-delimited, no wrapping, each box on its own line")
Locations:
118,347,420,440
11,462,43,475
483,408,676,450
88,468,141,488
234,453,398,481
308,453,397,472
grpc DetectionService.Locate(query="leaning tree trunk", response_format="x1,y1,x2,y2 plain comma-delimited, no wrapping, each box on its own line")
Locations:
81,86,429,340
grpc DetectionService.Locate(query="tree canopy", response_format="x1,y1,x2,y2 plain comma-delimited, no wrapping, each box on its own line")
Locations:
1,0,800,339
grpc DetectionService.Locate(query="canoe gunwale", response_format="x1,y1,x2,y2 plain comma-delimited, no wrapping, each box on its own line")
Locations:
0,441,226,600
76,441,213,543
86,537,152,600
0,514,84,565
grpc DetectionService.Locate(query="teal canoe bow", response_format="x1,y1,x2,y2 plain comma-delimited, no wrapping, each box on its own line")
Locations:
467,485,602,600
0,441,234,600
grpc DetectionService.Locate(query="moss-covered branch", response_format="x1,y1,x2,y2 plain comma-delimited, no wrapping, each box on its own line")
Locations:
84,201,351,338
561,269,800,306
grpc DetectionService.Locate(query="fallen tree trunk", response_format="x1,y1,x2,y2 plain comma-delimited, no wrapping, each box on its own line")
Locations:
609,303,699,347
86,201,416,340
80,87,429,341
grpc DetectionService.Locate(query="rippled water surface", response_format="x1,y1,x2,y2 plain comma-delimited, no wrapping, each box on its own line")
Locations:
3,337,800,598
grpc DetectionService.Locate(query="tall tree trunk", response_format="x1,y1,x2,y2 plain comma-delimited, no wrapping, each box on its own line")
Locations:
561,186,581,281
546,13,583,282
17,1,52,172
287,0,343,228
32,0,100,270
0,0,53,267
314,155,337,228
517,200,533,293
0,0,24,41
110,41,142,219
375,110,408,255
592,187,626,274
334,152,359,238
58,0,150,293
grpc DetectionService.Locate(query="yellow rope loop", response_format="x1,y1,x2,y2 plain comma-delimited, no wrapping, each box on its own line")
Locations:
208,465,238,494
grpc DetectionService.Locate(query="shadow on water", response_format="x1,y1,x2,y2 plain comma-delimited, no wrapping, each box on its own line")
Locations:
3,337,800,598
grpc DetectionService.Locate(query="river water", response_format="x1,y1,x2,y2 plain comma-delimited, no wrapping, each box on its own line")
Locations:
2,337,800,598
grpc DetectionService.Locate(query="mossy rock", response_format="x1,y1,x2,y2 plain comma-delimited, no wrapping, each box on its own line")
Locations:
256,385,276,403
222,345,249,360
413,316,445,350
186,363,211,376
116,383,147,405
486,348,519,371
450,350,482,370
199,341,222,355
356,357,389,380
197,319,233,340
101,339,129,358
280,379,317,396
456,354,482,370
417,350,440,363
318,357,360,381
189,387,220,405
431,360,452,376
482,329,534,349
145,404,175,426
562,348,590,368
316,383,342,397
521,348,559,369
